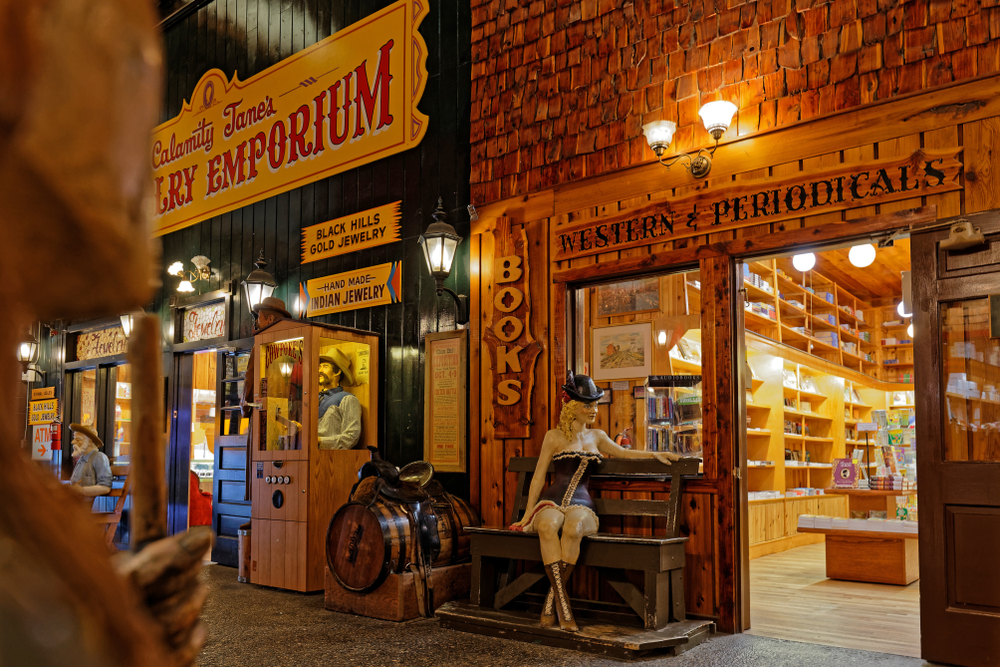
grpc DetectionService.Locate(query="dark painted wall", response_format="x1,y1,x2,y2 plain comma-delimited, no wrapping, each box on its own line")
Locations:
138,1,471,492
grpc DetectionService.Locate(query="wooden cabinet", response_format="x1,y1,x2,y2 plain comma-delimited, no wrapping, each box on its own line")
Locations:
248,320,376,592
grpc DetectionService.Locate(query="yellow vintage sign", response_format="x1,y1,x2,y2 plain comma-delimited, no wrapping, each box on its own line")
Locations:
151,0,429,237
301,201,401,263
31,387,56,401
302,262,402,317
29,399,59,425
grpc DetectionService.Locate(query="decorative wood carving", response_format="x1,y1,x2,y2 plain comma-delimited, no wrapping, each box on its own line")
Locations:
552,148,963,262
483,218,542,438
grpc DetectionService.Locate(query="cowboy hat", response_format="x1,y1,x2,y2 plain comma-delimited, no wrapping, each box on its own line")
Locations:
70,423,104,449
319,347,355,387
562,370,604,403
252,296,292,319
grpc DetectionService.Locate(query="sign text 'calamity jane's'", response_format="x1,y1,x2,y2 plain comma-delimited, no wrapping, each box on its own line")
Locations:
150,0,429,237
553,148,963,262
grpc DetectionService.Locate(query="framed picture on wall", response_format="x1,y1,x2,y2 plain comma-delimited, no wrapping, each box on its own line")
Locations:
596,277,661,317
591,323,652,381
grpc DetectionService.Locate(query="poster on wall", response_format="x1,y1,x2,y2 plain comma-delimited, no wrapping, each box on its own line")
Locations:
151,0,429,237
424,330,467,473
591,323,652,381
301,262,402,317
596,277,660,317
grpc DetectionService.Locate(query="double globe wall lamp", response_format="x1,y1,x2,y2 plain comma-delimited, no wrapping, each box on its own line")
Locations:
642,100,739,178
418,197,469,326
167,255,212,293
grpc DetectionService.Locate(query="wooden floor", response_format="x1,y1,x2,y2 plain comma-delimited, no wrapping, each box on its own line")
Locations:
748,542,921,658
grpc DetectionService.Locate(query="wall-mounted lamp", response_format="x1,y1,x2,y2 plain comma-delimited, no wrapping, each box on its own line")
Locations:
242,250,278,323
418,197,469,326
16,333,44,383
167,255,212,293
119,311,144,338
642,101,738,178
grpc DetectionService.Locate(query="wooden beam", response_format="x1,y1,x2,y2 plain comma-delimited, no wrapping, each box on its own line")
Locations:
552,207,936,284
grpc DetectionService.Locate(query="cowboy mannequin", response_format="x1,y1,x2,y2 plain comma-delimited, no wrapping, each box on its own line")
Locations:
239,296,292,419
68,423,112,497
509,371,682,632
316,349,361,450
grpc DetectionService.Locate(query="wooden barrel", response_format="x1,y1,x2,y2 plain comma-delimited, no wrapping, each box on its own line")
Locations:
327,500,412,593
432,494,480,564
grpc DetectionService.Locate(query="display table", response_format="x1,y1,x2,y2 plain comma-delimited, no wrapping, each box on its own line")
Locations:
798,526,919,585
824,487,917,517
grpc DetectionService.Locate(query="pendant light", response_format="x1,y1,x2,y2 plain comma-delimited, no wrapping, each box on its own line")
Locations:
848,244,876,268
792,253,815,272
897,301,911,318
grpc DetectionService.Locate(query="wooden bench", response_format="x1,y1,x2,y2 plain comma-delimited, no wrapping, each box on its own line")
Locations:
798,526,919,585
93,464,130,550
438,456,714,659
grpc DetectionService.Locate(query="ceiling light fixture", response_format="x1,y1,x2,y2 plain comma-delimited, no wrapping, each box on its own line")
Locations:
792,253,816,272
848,244,876,268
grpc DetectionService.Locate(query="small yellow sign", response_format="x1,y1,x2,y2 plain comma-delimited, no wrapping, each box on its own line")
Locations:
31,387,55,401
303,262,402,317
301,201,401,263
29,399,59,425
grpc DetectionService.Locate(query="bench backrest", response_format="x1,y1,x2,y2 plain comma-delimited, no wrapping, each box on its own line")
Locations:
507,456,700,538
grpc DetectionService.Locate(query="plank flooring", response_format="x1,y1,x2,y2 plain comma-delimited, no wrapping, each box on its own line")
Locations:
747,542,921,658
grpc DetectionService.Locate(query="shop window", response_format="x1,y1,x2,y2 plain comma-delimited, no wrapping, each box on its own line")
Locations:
111,365,132,462
571,269,702,458
220,350,249,436
190,350,218,486
259,338,305,451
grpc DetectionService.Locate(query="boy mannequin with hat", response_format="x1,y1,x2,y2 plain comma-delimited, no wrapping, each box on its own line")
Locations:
316,348,362,449
68,423,112,497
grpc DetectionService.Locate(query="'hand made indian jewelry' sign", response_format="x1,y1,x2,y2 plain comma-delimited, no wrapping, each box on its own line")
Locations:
552,148,963,262
301,261,402,317
301,201,402,263
151,0,429,237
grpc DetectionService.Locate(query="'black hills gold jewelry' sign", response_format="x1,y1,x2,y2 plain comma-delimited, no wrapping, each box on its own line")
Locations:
301,201,401,263
552,148,963,262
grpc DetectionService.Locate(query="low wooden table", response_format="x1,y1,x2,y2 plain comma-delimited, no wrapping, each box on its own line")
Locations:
798,527,919,585
823,487,917,518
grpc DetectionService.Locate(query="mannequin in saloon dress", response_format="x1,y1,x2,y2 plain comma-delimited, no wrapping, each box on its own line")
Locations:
509,371,681,632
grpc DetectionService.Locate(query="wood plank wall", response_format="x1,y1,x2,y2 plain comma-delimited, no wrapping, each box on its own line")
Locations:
41,1,473,492
471,79,1000,632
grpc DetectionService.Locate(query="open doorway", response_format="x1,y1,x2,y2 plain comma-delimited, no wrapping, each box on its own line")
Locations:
739,240,920,657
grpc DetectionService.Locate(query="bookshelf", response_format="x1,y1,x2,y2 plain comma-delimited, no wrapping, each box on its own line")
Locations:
742,260,912,383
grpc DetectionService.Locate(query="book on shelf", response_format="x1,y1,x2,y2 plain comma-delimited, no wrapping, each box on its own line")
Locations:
799,376,818,394
782,369,798,389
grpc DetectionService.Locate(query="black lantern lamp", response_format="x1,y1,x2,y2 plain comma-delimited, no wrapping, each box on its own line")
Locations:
242,250,278,323
418,197,469,325
119,310,144,338
16,333,43,382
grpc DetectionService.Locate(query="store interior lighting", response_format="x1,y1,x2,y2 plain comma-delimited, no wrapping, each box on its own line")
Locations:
848,244,876,268
897,301,912,318
792,253,816,272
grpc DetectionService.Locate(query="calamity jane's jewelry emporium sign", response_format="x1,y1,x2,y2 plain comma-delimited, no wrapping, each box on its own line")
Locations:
150,0,429,236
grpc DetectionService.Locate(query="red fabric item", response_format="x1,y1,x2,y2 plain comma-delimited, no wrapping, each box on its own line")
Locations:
189,470,213,526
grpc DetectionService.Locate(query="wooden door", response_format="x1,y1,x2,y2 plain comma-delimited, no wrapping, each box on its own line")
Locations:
167,354,193,535
913,212,1000,666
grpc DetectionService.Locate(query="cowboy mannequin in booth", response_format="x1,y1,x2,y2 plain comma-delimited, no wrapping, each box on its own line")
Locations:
316,349,361,450
509,371,683,632
68,423,112,497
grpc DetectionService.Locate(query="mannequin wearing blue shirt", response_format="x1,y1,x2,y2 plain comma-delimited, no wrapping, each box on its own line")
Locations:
317,351,361,449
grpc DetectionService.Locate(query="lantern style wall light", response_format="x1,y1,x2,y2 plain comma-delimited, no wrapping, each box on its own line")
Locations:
242,250,278,323
642,100,738,178
167,255,212,293
119,310,145,338
16,333,44,383
418,197,469,326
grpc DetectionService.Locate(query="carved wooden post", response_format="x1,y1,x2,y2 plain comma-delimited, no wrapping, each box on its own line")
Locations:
128,314,167,549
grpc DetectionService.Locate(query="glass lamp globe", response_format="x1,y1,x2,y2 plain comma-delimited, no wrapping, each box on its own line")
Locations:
642,120,677,157
848,244,876,268
897,301,912,318
16,338,39,364
907,323,914,337
792,253,815,272
698,101,738,140
418,198,462,286
242,250,278,314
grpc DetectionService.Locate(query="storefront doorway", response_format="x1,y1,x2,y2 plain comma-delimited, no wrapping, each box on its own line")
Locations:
736,239,921,656
168,348,219,535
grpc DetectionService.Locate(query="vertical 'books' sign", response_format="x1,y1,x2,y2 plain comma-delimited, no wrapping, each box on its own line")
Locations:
151,0,429,237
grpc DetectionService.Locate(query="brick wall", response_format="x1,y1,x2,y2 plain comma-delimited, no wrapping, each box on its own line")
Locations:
470,0,1000,205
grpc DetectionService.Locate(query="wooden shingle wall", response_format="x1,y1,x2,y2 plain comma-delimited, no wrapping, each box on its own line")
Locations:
471,0,1000,204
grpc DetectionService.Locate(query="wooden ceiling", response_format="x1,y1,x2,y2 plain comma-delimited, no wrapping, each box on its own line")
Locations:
774,239,910,304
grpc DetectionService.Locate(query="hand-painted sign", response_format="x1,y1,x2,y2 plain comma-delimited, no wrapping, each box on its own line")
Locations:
183,301,226,342
31,387,56,401
301,201,402,263
483,220,542,439
32,425,52,461
77,327,126,361
151,0,429,237
29,398,59,425
552,148,963,262
302,262,402,317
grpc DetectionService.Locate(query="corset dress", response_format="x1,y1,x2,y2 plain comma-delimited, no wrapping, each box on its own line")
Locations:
514,450,603,532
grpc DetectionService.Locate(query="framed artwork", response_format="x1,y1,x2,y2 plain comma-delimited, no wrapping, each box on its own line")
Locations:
591,323,652,381
596,277,660,317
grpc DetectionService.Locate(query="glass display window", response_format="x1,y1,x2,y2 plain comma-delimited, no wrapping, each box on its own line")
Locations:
260,337,304,451
112,364,132,462
220,349,250,436
316,336,371,451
